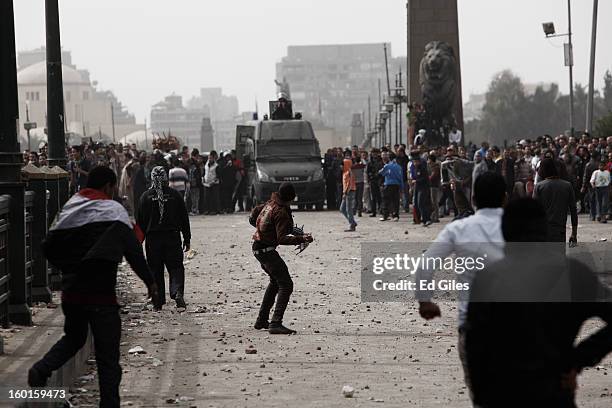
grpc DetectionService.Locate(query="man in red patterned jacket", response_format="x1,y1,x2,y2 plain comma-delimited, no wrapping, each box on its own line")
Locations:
249,183,313,334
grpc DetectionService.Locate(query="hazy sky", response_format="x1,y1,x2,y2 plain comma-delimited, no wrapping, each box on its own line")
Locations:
13,0,612,123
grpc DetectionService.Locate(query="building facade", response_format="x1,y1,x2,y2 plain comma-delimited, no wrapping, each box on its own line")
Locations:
16,48,141,148
276,43,407,138
150,94,209,149
187,88,240,151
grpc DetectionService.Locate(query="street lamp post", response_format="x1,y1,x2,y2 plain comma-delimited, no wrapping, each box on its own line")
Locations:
542,0,575,136
383,44,393,144
398,70,404,146
586,0,599,134
390,72,406,146
567,0,575,137
111,102,116,143
46,0,66,168
24,103,37,152
0,0,32,325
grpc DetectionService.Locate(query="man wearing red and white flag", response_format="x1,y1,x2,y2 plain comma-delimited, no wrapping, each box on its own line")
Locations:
28,166,159,407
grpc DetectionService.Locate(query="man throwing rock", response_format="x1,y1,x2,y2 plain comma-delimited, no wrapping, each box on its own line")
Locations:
250,183,314,334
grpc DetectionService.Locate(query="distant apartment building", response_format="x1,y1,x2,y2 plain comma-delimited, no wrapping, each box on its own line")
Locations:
188,88,238,122
18,47,73,70
150,94,209,149
187,88,240,151
276,43,407,136
201,118,214,152
463,93,486,123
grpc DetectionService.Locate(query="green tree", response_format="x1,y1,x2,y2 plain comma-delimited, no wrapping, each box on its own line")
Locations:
479,70,528,146
596,111,612,137
525,83,564,137
464,69,612,143
603,70,612,112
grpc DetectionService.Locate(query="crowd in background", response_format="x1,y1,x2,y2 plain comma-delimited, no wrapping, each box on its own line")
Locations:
325,133,612,230
22,141,250,219
22,132,612,226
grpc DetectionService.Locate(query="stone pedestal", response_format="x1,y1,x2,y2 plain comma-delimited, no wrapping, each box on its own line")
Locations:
23,164,52,303
407,0,463,129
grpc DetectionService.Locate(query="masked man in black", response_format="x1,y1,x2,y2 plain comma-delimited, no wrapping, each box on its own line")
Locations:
138,166,191,309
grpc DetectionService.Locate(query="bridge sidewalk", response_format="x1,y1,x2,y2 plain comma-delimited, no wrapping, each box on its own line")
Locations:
0,297,93,408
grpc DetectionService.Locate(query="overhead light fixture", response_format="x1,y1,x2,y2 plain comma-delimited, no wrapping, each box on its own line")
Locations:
542,22,556,36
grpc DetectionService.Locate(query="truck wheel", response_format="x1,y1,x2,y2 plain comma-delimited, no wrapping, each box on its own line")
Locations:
315,201,324,211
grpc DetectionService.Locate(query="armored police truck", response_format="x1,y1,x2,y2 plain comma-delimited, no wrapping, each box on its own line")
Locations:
235,102,325,210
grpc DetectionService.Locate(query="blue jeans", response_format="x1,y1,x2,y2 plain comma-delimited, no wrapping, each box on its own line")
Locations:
588,188,598,220
340,190,356,227
595,186,609,219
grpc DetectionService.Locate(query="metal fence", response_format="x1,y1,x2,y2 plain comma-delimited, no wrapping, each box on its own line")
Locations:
0,195,10,329
24,191,34,307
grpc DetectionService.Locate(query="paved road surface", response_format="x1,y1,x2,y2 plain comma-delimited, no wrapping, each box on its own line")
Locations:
70,210,611,407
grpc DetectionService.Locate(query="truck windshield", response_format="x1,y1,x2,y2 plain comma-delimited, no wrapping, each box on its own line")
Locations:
259,121,315,141
257,140,320,159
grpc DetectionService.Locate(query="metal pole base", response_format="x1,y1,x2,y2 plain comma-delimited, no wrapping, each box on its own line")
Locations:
9,303,32,326
49,268,62,292
31,286,52,303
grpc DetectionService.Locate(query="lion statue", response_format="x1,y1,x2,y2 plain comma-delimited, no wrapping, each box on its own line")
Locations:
419,41,458,131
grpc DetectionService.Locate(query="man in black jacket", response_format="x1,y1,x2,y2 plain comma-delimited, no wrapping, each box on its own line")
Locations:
366,149,384,218
138,166,191,309
466,198,612,407
534,158,578,243
28,166,159,407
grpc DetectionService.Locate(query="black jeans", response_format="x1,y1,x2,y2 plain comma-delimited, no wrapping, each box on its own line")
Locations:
354,182,364,214
326,178,337,209
253,244,293,324
221,183,235,212
414,186,431,223
335,181,343,210
369,182,382,215
232,179,246,211
33,304,121,408
454,185,472,215
145,231,185,304
382,184,400,218
204,184,220,214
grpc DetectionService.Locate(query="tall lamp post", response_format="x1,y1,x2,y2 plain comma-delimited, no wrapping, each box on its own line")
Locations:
46,0,66,168
542,0,575,136
390,72,406,146
24,104,38,152
586,0,599,134
0,0,31,325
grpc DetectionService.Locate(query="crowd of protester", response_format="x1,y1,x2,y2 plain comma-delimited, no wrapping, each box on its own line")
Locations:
23,140,251,219
22,133,612,229
21,132,612,406
325,133,612,231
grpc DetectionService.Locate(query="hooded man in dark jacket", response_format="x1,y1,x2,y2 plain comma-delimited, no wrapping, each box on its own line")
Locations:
138,166,191,309
28,166,159,407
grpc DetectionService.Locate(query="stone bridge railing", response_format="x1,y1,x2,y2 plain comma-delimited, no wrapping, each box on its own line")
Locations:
0,164,69,354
